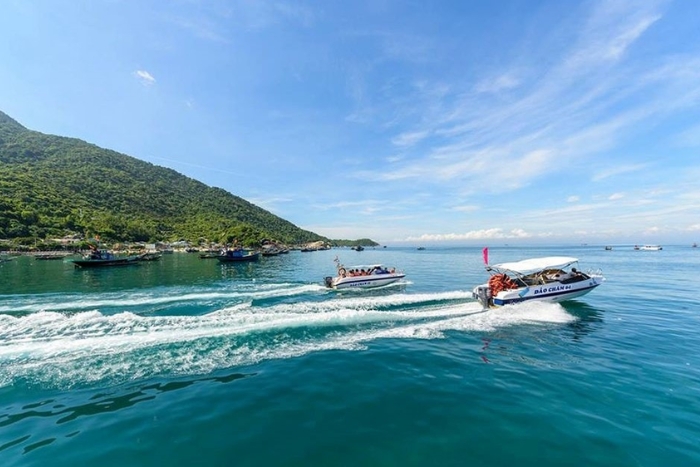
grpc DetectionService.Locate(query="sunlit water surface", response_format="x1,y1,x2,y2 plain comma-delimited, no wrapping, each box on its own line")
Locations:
1,246,699,466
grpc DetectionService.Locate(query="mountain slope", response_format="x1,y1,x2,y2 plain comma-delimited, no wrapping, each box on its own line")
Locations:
0,110,326,245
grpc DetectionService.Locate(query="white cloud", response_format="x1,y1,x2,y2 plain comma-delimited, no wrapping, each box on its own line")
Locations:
451,205,479,212
405,228,535,242
567,196,580,203
608,193,625,200
133,70,156,85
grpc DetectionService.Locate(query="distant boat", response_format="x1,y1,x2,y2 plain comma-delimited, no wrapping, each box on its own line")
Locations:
693,243,698,248
72,249,142,268
199,250,220,259
261,247,283,257
216,249,260,262
351,245,364,251
639,245,662,251
138,251,162,261
604,246,613,251
417,247,426,250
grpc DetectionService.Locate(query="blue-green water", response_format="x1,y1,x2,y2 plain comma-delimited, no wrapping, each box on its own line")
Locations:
1,246,699,466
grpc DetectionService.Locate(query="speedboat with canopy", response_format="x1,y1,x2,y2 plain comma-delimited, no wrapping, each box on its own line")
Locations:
324,257,405,289
473,249,604,308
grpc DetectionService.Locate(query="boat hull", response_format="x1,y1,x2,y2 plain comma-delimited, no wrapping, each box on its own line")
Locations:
329,273,405,289
72,258,141,268
473,276,604,307
216,253,260,262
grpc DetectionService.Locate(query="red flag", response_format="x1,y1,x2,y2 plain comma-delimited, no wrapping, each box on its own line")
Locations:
482,247,489,265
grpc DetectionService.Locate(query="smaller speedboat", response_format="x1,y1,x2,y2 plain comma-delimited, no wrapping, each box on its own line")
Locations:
638,245,662,251
473,251,604,308
324,258,405,289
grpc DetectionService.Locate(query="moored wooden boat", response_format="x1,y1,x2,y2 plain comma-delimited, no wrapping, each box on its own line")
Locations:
216,249,260,262
72,249,142,268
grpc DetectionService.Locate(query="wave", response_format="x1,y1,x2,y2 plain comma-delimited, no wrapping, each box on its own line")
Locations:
0,287,574,388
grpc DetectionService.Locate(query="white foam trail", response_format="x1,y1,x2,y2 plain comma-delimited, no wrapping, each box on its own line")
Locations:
0,282,325,314
0,292,575,388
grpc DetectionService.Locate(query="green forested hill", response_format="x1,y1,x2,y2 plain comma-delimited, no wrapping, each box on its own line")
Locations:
0,110,327,246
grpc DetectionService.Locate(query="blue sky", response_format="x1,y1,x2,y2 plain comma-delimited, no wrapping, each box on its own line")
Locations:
1,0,699,245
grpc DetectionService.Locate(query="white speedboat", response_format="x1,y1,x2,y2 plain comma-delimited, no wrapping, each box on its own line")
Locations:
473,255,604,308
639,245,662,251
324,258,405,289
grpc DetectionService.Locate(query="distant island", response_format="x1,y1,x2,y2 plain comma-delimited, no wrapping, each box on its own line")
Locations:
0,110,376,250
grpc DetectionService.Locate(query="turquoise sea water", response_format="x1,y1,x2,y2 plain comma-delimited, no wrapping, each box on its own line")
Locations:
1,246,699,466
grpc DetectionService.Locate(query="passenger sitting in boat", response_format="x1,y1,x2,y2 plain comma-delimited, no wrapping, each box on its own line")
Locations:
545,270,566,281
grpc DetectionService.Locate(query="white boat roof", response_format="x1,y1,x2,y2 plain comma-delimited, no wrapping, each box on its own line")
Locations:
490,256,578,274
344,264,384,269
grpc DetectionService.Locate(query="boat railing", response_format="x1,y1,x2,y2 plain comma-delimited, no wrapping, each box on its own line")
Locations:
585,267,603,277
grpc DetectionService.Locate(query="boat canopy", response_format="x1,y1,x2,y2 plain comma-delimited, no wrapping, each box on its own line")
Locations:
489,256,578,274
344,264,384,270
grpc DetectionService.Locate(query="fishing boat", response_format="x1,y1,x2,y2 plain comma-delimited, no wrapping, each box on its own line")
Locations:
216,249,260,262
72,249,142,268
138,251,162,261
199,251,220,259
638,245,663,251
472,249,604,308
324,257,405,289
261,247,282,257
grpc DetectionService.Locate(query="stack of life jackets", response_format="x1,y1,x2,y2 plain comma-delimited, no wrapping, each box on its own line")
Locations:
488,273,518,296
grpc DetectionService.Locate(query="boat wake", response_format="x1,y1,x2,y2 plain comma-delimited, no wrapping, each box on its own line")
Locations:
0,284,575,388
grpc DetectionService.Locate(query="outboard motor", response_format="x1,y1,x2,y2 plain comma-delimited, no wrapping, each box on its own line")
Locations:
324,276,334,288
475,286,492,309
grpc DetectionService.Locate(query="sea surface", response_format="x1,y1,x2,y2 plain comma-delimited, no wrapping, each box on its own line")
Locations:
1,245,698,466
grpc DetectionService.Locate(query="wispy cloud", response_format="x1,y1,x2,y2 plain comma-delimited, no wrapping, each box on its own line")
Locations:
592,163,648,181
391,130,430,147
363,0,677,201
133,70,156,85
608,193,625,200
474,72,520,94
674,123,700,147
565,1,662,68
451,205,479,212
